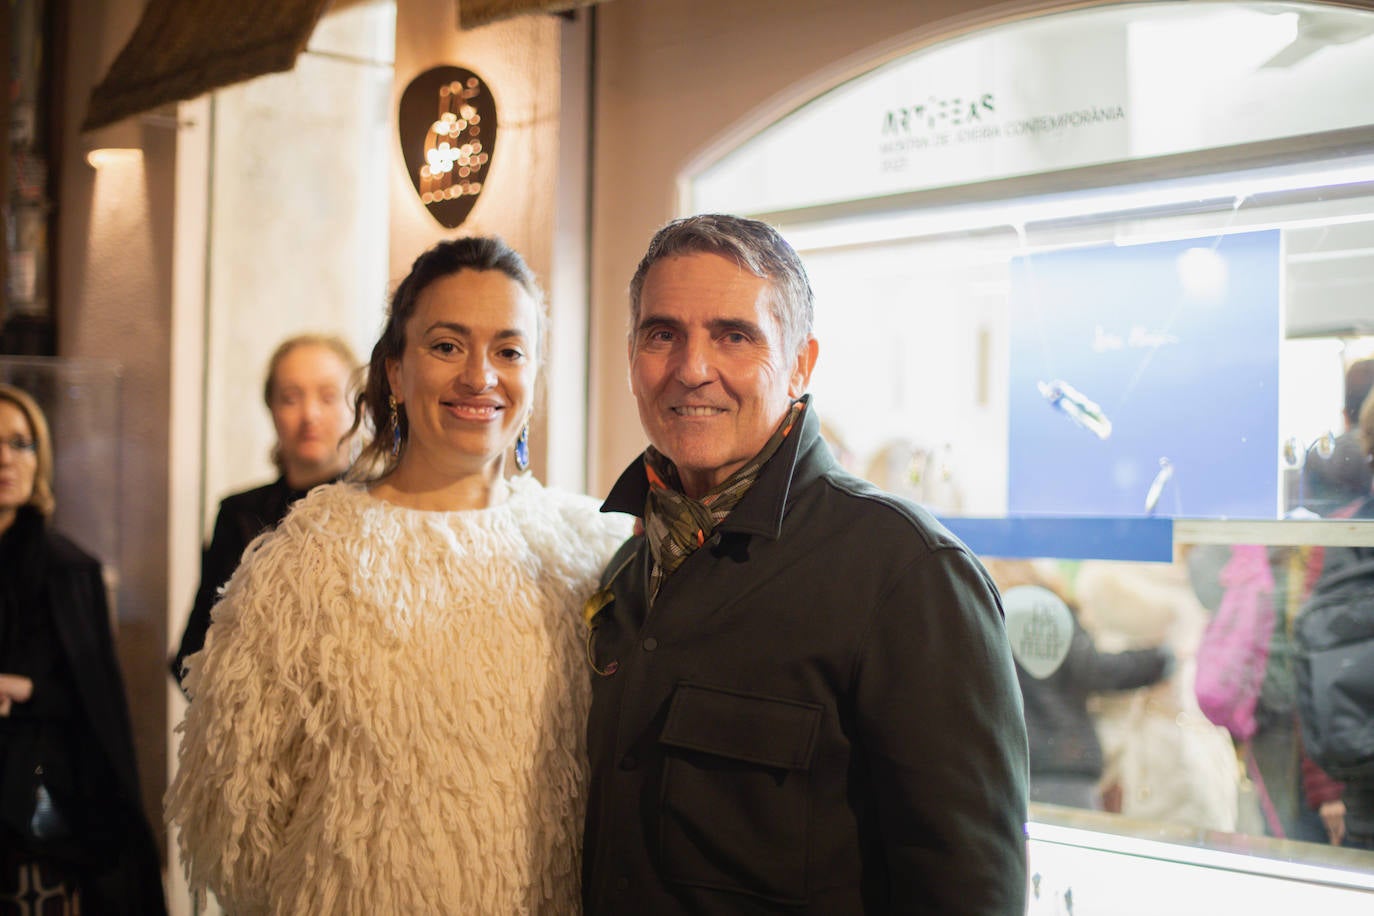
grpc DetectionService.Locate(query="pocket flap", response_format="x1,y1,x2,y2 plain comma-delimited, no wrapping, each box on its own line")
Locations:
660,682,822,771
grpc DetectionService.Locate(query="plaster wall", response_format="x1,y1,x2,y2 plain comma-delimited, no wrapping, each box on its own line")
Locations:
199,3,396,523
57,0,177,857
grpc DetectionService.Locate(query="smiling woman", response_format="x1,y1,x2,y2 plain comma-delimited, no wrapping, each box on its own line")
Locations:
166,236,633,915
378,268,540,505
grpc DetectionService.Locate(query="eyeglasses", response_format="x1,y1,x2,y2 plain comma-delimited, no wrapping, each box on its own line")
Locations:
0,436,37,455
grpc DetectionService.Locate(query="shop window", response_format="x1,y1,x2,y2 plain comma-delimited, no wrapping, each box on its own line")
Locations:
686,0,1374,889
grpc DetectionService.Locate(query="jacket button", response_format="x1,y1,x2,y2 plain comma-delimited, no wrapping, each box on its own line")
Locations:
643,637,658,651
620,754,638,771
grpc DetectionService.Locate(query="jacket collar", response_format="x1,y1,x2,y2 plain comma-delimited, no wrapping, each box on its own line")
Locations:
602,394,836,541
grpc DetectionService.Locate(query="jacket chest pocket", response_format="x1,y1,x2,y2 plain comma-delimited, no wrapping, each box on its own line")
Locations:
657,682,822,905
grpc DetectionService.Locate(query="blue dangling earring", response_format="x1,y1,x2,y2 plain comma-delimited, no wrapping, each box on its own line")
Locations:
388,395,402,460
514,423,530,472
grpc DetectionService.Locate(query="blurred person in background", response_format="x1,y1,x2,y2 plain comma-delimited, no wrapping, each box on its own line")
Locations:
1299,357,1374,516
985,559,1173,811
1293,384,1374,851
0,383,166,915
170,333,357,689
1075,556,1241,832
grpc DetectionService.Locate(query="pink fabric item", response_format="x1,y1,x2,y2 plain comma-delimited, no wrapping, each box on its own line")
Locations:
1194,544,1276,742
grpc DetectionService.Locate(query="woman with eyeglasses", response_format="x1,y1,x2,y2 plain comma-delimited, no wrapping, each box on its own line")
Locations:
0,383,167,915
167,237,631,914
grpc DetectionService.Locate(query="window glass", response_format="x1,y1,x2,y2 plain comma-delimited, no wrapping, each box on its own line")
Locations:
785,164,1374,864
685,0,1374,879
795,161,1374,525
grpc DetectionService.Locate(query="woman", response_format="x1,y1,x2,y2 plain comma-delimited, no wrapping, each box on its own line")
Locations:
170,333,357,689
0,384,167,915
167,237,631,914
984,559,1173,811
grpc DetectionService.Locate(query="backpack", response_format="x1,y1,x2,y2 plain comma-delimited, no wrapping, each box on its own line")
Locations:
1294,541,1374,782
1194,544,1276,742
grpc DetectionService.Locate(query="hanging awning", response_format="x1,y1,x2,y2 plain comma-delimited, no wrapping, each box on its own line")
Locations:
82,0,334,131
456,0,606,29
82,0,611,132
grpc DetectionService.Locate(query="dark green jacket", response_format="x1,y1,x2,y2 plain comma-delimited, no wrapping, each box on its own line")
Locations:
584,401,1029,914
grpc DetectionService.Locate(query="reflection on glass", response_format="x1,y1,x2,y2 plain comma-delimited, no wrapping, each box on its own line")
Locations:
1144,458,1173,516
978,543,1374,862
1038,379,1113,440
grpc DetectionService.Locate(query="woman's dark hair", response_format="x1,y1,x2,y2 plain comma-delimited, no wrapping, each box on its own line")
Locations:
347,236,544,481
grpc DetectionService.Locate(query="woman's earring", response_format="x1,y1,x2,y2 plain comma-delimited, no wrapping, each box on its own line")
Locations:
388,395,402,460
515,423,530,472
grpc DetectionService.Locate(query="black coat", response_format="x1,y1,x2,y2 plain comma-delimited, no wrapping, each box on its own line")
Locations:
171,477,312,687
584,402,1029,915
1,509,166,914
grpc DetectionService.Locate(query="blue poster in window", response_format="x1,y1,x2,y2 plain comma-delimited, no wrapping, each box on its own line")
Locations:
1007,230,1280,519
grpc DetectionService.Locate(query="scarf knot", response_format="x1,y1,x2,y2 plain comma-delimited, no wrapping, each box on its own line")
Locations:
642,401,803,602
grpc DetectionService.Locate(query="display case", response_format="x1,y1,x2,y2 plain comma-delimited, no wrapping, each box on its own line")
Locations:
685,0,1374,898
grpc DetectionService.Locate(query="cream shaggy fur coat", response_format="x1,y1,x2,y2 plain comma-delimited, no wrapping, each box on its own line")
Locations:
166,478,631,915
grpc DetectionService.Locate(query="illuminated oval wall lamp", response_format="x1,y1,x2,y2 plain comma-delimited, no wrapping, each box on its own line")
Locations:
82,110,184,169
83,119,143,169
398,66,498,229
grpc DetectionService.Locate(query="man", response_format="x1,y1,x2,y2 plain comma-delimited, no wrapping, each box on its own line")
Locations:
1300,358,1374,516
584,214,1028,914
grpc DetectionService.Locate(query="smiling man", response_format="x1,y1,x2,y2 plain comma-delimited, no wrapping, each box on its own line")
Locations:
583,214,1029,915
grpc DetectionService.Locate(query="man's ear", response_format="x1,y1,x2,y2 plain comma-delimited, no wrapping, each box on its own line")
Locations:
788,337,819,398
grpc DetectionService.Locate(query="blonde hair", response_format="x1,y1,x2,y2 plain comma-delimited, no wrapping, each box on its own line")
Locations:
0,383,55,517
264,334,358,407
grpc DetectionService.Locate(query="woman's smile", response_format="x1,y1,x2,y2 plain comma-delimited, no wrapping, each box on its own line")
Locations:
444,398,505,421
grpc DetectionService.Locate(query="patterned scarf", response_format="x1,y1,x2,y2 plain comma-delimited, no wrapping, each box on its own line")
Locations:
643,400,804,603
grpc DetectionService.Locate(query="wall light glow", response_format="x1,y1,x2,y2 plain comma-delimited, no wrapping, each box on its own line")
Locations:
86,147,144,169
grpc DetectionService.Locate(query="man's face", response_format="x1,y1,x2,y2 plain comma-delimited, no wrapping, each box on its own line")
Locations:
629,251,816,498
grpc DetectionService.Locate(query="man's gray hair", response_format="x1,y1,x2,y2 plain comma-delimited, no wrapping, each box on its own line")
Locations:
629,214,815,355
